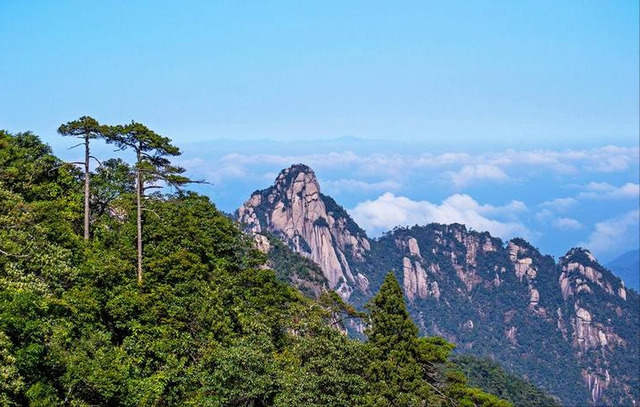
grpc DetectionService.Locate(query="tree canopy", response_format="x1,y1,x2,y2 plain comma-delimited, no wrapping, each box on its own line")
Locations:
0,128,517,407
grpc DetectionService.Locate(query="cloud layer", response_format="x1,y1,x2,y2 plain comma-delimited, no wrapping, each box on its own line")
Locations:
349,193,530,240
578,182,640,200
447,164,509,188
180,145,640,191
580,210,640,255
178,142,639,259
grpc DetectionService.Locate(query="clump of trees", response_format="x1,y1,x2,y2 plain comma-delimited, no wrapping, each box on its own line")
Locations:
0,126,515,406
58,117,199,283
453,355,561,407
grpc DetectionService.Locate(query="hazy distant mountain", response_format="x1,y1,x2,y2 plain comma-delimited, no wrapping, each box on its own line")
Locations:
606,249,640,291
237,164,640,407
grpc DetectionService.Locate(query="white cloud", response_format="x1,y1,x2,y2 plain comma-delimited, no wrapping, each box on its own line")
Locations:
176,157,248,184
183,145,639,187
349,192,531,239
447,164,509,188
579,210,640,255
535,209,554,222
540,197,578,212
323,178,402,193
583,146,640,173
484,146,639,174
578,182,640,200
553,217,583,230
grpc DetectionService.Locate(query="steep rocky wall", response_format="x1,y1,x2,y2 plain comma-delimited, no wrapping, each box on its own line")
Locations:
237,164,371,298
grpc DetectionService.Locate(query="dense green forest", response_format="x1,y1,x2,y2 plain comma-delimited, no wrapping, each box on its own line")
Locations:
0,120,554,406
453,356,561,407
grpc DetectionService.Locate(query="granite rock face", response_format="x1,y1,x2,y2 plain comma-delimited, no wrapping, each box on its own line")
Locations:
237,164,371,299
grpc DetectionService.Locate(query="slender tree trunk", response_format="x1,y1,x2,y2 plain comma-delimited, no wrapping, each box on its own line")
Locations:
84,135,90,240
136,148,143,284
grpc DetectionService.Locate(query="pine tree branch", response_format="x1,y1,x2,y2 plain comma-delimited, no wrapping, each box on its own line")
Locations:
89,155,104,168
48,161,84,174
141,208,161,219
0,247,28,258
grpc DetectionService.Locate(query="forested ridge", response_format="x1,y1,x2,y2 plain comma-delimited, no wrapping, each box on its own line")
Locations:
0,120,554,406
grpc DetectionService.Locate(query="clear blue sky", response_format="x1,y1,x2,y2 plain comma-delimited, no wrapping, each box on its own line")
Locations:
1,1,639,269
1,1,638,147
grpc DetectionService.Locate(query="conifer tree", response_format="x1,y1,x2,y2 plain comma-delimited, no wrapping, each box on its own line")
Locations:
367,272,419,354
365,273,512,407
365,272,432,406
104,121,194,283
57,116,105,240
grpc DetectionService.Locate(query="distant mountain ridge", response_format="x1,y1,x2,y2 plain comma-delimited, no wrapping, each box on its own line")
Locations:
236,164,640,407
606,249,640,291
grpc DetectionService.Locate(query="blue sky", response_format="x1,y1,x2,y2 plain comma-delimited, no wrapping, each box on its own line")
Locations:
1,2,638,263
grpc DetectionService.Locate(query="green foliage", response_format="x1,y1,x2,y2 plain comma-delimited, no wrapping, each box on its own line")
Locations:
364,273,510,407
312,217,329,228
275,327,368,407
90,158,135,217
453,355,560,407
366,273,419,356
0,130,80,202
263,232,328,297
0,129,512,407
57,116,105,141
0,332,24,407
104,121,190,190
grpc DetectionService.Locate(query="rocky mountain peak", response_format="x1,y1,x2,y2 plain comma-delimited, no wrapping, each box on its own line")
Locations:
273,163,319,191
559,247,627,300
561,247,599,266
237,164,371,299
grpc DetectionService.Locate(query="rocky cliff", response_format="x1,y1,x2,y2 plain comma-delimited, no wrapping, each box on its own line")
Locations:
237,164,640,407
236,164,371,299
368,226,638,406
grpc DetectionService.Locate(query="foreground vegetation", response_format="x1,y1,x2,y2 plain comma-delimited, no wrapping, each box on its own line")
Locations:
453,356,560,407
0,123,550,406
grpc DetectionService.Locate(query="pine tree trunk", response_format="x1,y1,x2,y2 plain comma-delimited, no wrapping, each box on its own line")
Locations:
84,135,90,240
136,148,143,284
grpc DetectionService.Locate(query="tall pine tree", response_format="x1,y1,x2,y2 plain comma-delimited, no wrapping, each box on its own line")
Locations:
104,121,195,283
57,116,106,240
365,272,433,407
365,273,512,407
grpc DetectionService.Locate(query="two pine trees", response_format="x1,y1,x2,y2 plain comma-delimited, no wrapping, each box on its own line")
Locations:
58,116,197,283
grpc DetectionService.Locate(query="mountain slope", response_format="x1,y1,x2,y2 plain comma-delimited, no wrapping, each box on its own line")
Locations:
237,164,640,407
606,249,640,291
453,355,561,407
254,232,329,298
1,130,514,407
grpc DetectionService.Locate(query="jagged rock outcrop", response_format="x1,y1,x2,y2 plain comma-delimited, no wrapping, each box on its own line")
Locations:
370,228,638,406
239,164,640,407
402,256,430,300
236,164,371,299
